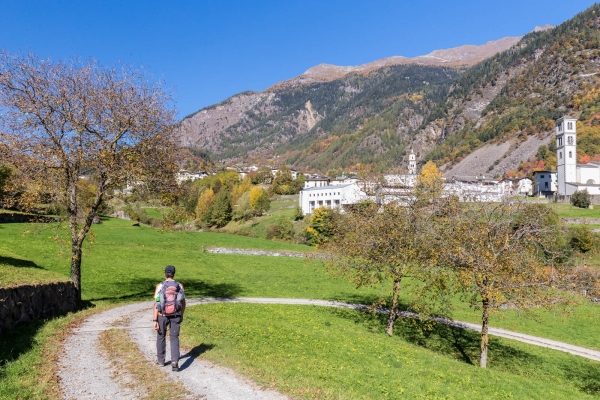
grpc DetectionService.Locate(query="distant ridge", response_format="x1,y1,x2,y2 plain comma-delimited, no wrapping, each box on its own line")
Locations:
270,36,522,89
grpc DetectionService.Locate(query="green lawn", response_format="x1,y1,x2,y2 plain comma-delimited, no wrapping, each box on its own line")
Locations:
0,217,599,351
548,203,600,219
0,249,68,287
1,217,600,399
182,304,600,399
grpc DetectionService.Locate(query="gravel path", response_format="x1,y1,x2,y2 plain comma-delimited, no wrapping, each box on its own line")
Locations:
58,297,600,399
57,303,148,400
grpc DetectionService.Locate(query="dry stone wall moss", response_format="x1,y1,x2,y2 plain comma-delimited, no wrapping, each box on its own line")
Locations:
0,281,78,333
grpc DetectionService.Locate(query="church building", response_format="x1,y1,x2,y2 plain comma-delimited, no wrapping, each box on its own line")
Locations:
556,116,600,195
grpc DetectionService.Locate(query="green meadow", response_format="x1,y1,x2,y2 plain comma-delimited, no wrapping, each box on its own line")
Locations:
1,216,599,398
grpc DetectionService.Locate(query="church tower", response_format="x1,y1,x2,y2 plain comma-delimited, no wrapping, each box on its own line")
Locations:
556,116,577,195
408,150,417,175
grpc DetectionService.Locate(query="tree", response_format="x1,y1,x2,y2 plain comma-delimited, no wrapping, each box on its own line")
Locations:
305,207,338,246
195,188,215,222
272,166,301,195
0,163,12,205
248,186,270,215
206,187,232,227
0,52,178,300
435,201,570,368
571,189,591,208
325,165,445,336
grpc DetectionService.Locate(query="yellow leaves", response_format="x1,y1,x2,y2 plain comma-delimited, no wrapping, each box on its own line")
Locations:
195,188,215,220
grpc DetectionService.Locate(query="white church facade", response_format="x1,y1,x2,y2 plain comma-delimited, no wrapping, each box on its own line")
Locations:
555,116,600,195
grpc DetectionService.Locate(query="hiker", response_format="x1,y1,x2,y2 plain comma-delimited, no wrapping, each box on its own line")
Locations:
153,265,186,371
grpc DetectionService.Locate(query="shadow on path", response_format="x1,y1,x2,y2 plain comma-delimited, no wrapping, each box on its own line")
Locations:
178,343,216,371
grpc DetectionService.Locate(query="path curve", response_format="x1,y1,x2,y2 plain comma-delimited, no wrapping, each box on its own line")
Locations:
59,297,600,399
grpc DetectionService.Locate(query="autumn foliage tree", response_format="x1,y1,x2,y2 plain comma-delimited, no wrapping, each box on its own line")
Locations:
435,201,570,368
325,162,445,336
0,52,178,299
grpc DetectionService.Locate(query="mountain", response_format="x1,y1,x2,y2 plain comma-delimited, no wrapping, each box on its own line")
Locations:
420,4,600,178
178,37,520,172
180,5,600,178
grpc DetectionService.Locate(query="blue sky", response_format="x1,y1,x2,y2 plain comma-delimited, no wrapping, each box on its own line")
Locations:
0,1,596,118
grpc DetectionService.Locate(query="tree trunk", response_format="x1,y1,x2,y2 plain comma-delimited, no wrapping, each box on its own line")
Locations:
71,238,82,302
385,278,402,336
479,297,490,368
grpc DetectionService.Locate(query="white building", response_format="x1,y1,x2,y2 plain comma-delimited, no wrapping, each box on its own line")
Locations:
304,176,330,188
445,175,506,202
555,116,600,195
299,183,367,215
176,170,208,184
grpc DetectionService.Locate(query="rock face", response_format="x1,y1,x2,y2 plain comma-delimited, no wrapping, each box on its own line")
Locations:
0,281,79,333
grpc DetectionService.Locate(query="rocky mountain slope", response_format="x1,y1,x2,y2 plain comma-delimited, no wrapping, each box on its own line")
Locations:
419,5,600,178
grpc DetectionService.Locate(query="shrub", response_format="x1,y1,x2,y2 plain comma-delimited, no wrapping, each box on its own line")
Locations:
571,189,591,208
266,219,294,241
293,205,304,221
305,207,338,246
570,226,596,253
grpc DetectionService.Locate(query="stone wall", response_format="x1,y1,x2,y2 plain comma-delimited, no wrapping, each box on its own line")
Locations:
0,281,79,334
553,194,600,205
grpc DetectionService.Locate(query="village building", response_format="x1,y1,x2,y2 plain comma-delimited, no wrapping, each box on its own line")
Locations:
304,175,330,188
555,116,600,195
532,171,557,196
445,175,505,202
176,170,208,184
299,183,367,215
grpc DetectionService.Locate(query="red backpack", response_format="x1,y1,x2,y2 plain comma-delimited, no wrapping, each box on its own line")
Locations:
157,280,183,315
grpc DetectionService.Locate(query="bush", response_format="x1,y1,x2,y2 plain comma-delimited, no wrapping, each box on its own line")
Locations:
305,207,338,246
266,219,294,241
570,226,596,253
294,205,304,221
123,203,151,224
571,189,591,208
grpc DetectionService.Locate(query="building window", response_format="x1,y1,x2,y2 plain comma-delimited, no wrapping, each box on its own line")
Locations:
545,182,548,189
568,122,573,130
559,152,562,159
569,151,572,158
334,199,340,206
540,175,544,178
568,136,574,145
558,137,563,146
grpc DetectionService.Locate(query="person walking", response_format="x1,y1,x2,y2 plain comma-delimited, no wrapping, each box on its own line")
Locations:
153,265,186,371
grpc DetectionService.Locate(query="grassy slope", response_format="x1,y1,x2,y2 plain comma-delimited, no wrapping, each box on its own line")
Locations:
0,218,367,303
0,217,599,350
219,195,300,239
0,249,68,287
182,304,600,399
1,216,599,398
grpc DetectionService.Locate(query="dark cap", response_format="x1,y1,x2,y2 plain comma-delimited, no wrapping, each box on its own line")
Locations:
165,265,176,275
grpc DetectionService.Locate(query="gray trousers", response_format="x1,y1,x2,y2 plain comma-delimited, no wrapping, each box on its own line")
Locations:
156,315,181,364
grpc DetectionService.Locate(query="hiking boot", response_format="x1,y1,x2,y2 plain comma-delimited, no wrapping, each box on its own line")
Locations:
156,361,166,367
171,362,179,372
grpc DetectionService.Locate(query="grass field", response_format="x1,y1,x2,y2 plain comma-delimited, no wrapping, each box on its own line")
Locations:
219,194,301,239
181,303,600,399
548,203,600,219
1,214,600,398
0,249,68,287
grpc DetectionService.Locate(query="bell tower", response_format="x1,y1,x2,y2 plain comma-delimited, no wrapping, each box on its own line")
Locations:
408,150,417,175
556,116,577,195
